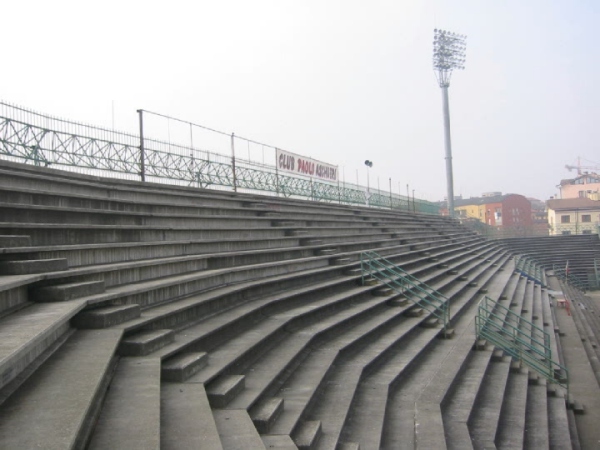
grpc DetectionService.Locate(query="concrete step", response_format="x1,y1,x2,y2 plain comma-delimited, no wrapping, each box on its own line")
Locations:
468,358,511,448
251,397,285,433
261,435,298,449
31,280,106,302
258,211,281,217
72,304,141,329
0,258,68,275
272,221,298,227
213,409,267,450
491,349,505,362
206,374,246,408
330,257,352,266
337,442,360,450
118,329,175,356
286,230,309,237
373,287,394,297
161,352,208,382
404,307,424,317
438,327,455,339
0,300,87,391
387,295,409,307
495,370,528,449
0,235,31,247
160,382,223,450
362,277,378,286
0,329,122,449
299,238,323,247
442,350,495,449
315,248,337,256
420,317,441,328
293,420,322,450
88,357,161,450
524,384,549,449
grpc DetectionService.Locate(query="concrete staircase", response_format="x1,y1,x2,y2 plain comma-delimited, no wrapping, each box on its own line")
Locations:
0,160,577,449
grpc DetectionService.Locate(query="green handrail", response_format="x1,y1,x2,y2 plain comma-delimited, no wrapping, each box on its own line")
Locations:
553,266,587,292
475,296,568,392
360,251,449,330
514,255,546,286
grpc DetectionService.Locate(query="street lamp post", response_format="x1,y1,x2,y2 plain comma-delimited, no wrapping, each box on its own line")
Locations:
365,160,373,206
433,29,467,217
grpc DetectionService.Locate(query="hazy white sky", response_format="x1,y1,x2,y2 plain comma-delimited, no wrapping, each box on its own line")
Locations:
2,0,599,201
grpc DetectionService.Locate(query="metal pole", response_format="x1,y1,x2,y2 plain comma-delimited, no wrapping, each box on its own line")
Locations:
137,109,146,182
412,189,416,213
231,133,237,192
389,178,393,209
406,184,409,211
366,168,370,207
275,148,280,196
441,85,455,217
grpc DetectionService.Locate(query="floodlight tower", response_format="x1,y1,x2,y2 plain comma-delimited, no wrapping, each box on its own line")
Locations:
433,29,466,217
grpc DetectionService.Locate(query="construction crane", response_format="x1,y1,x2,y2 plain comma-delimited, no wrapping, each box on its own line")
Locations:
565,157,600,175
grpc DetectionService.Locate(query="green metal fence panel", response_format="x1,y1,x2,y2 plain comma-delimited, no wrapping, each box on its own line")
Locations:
360,251,450,330
0,101,440,214
475,296,568,392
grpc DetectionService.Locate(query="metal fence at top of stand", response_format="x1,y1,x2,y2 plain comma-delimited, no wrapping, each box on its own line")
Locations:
0,100,439,213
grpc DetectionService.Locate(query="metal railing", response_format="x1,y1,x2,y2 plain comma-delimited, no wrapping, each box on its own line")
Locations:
360,251,450,330
553,266,587,292
475,296,568,392
0,101,439,213
514,255,546,286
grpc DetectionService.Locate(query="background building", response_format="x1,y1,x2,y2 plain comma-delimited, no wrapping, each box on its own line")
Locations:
558,173,600,199
547,197,600,236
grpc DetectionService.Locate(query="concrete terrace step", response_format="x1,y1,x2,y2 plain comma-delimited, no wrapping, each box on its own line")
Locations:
0,235,31,247
213,409,267,450
69,255,333,311
495,368,529,449
0,329,123,449
31,279,106,302
161,382,223,450
88,357,161,450
223,295,398,413
468,357,512,449
0,300,87,391
206,374,246,408
275,253,510,446
118,329,175,356
0,258,68,274
161,352,208,382
442,349,496,449
338,257,511,448
0,202,414,231
252,397,285,433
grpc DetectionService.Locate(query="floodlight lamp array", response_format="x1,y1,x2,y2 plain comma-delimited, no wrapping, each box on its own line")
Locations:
433,29,467,87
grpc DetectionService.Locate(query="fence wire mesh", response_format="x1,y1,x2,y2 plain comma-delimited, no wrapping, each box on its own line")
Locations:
0,101,438,213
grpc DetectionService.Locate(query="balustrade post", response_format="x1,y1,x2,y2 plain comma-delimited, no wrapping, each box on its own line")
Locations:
231,133,237,192
137,109,146,182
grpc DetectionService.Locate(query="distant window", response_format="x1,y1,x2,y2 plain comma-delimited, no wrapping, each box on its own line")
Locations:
583,229,592,234
579,190,586,198
561,215,570,224
562,230,572,235
582,214,591,223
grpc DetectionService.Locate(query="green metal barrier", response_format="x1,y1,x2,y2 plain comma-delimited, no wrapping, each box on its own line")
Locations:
360,251,449,331
514,255,546,286
475,296,568,392
553,266,587,292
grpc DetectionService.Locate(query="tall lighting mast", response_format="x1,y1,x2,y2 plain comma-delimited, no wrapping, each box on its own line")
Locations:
433,29,466,217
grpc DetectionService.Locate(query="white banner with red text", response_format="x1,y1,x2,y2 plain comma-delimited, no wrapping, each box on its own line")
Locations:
276,148,338,182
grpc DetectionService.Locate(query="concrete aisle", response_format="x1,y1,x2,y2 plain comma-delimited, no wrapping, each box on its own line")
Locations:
554,290,600,449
